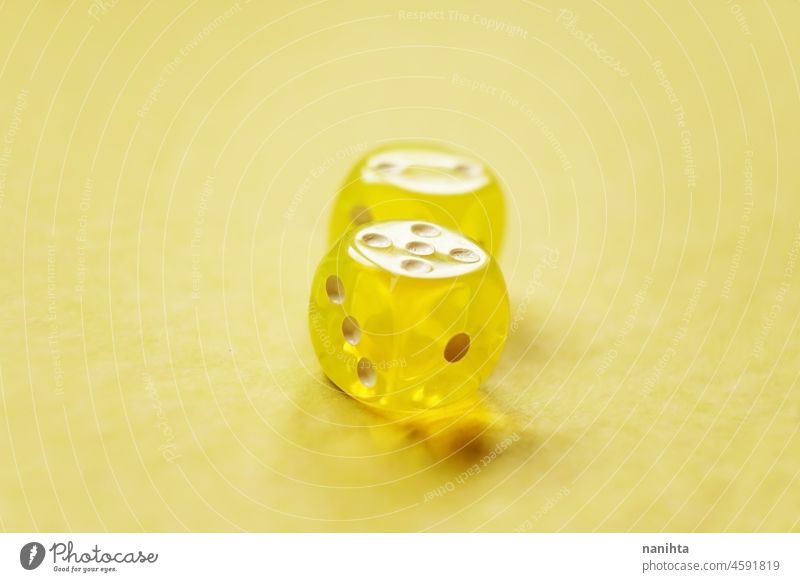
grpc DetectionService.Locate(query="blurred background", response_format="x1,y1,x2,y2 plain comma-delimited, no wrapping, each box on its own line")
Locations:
0,0,798,531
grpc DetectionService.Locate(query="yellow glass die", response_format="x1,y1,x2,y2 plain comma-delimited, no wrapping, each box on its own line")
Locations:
329,143,507,253
309,219,509,413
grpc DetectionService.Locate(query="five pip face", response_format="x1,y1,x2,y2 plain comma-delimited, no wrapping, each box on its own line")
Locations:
309,220,510,413
328,143,507,254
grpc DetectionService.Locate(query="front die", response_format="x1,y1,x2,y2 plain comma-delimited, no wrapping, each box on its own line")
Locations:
328,143,507,254
309,220,510,413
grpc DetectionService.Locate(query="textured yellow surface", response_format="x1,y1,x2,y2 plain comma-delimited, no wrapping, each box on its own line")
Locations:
1,1,799,532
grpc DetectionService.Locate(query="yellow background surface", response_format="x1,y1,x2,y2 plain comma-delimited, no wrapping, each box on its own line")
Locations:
1,0,798,532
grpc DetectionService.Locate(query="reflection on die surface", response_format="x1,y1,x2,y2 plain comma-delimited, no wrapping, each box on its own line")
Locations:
309,220,509,414
328,142,507,254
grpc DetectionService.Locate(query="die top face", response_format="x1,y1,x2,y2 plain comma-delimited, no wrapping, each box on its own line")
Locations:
360,147,490,196
351,220,488,280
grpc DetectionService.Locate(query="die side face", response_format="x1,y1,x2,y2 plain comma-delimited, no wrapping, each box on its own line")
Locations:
328,144,506,253
309,220,509,412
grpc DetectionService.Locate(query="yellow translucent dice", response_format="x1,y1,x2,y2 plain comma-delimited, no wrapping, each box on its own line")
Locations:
328,143,507,253
309,219,509,413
